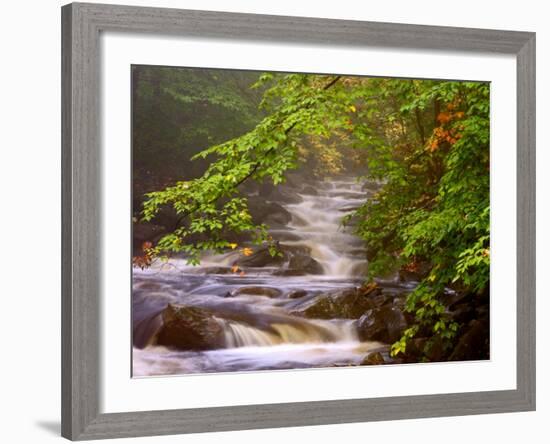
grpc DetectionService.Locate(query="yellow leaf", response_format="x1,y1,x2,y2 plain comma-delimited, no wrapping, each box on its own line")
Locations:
349,105,357,113
241,247,253,257
229,243,238,249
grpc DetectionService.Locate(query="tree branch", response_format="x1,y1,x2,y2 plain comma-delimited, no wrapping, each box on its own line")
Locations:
169,75,342,231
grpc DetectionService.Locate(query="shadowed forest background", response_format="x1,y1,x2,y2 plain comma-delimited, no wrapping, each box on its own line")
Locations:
131,66,490,376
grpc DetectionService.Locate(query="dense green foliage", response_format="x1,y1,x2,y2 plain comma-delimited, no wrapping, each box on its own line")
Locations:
138,68,490,359
348,79,490,356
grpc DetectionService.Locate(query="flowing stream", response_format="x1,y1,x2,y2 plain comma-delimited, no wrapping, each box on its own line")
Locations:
133,178,393,376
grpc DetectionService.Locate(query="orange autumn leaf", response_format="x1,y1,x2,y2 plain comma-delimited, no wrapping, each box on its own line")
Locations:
134,241,155,269
433,127,447,138
241,247,253,257
403,261,420,273
133,254,152,270
231,265,240,273
437,112,451,124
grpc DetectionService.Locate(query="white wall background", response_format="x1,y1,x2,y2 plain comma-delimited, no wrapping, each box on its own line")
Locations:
0,1,545,443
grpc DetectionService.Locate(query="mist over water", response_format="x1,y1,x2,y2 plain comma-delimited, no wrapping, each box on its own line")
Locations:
133,178,390,376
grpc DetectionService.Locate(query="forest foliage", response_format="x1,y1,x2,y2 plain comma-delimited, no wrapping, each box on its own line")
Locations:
135,66,490,359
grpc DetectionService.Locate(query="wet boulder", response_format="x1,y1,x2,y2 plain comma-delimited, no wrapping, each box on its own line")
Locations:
368,292,394,308
264,205,293,226
359,282,383,298
230,286,282,298
291,288,374,319
288,254,323,274
156,304,225,351
361,352,385,365
403,337,427,360
248,196,293,226
287,289,308,299
232,245,288,268
357,305,409,344
402,337,446,362
232,244,318,272
448,319,489,361
272,188,303,204
281,254,323,275
398,260,432,282
476,304,489,319
439,291,473,310
449,303,476,324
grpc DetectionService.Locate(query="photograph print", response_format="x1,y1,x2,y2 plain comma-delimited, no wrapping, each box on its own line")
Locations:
131,65,490,377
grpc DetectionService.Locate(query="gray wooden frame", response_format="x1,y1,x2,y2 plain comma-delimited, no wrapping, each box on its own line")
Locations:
61,2,536,440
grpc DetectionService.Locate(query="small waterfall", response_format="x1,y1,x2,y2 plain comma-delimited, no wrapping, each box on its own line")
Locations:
277,178,368,277
221,317,358,348
223,322,278,348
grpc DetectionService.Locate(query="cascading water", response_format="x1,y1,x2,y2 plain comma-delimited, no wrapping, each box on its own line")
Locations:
133,178,388,376
278,179,368,277
221,316,359,348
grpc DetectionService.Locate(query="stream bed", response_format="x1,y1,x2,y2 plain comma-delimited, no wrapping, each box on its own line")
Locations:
132,178,413,376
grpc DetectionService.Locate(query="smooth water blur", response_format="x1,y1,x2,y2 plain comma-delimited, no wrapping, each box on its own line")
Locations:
133,178,388,376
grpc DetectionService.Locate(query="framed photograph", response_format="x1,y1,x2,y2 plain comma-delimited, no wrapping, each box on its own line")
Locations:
62,2,535,440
